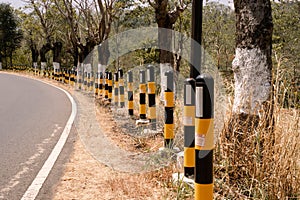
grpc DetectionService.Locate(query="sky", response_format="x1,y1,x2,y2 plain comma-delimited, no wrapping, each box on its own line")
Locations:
0,0,25,9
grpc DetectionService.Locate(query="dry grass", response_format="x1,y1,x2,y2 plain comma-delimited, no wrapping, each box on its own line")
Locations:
213,67,300,199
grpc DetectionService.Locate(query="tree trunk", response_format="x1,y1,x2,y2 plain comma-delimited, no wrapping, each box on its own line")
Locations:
0,54,2,70
53,42,62,64
40,43,51,63
232,0,273,117
98,42,110,74
31,43,39,64
223,0,273,189
150,0,185,100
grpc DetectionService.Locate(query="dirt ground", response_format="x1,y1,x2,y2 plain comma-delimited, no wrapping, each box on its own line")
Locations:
52,93,178,200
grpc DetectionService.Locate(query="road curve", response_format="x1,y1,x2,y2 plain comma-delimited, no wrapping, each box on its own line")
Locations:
0,73,73,200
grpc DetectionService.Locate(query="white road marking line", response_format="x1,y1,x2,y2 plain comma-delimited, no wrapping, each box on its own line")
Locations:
0,127,59,198
21,80,77,200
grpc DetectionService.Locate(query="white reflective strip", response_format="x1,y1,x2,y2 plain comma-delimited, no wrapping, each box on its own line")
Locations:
185,85,192,105
183,116,193,126
147,69,150,82
196,87,203,118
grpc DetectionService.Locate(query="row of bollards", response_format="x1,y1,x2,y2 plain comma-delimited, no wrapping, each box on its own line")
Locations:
35,64,214,199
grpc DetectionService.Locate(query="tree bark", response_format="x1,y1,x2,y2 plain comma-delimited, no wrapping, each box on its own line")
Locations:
40,43,51,63
52,42,63,64
30,43,39,64
232,0,273,116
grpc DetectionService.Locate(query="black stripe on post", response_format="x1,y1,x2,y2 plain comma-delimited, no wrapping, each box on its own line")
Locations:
139,70,146,119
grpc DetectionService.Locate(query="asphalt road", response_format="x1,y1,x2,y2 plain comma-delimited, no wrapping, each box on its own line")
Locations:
0,73,74,200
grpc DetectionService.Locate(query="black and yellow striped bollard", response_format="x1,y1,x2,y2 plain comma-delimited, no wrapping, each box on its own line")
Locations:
61,69,64,83
95,72,99,96
70,69,75,86
118,69,125,108
74,69,77,88
105,71,109,99
147,65,156,130
89,72,94,92
139,70,147,120
184,78,195,177
114,72,119,106
99,72,104,97
78,69,82,90
60,69,63,83
84,72,88,91
56,69,59,81
87,72,90,91
195,74,214,200
164,70,174,148
108,72,112,102
127,70,134,115
65,69,69,84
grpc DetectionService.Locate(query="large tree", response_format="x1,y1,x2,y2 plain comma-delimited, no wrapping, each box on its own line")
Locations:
0,3,23,69
225,0,273,189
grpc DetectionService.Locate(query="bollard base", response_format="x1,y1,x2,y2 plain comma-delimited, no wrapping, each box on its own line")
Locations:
142,128,160,135
172,173,194,188
159,146,180,152
135,119,150,125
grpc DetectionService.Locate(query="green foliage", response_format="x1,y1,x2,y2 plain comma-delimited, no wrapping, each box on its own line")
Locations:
120,5,156,29
272,2,300,108
202,2,235,71
0,3,23,68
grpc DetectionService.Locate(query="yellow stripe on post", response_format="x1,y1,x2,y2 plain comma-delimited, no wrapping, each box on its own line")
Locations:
184,147,195,167
195,118,214,150
139,84,146,94
128,101,134,109
139,104,146,115
184,106,195,126
164,92,174,107
148,82,156,94
128,82,133,91
164,124,174,139
195,183,213,200
120,95,124,104
148,107,156,120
